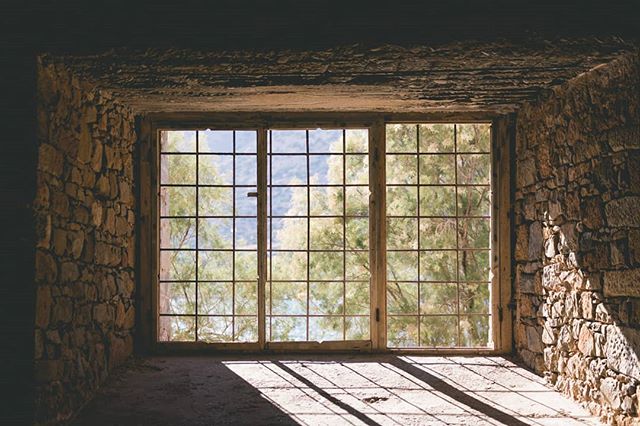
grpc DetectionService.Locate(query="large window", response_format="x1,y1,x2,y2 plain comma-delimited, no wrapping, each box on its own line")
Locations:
149,118,501,351
385,124,492,348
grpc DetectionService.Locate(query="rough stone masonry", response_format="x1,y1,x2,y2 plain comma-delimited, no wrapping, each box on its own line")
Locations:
33,60,137,424
514,52,640,425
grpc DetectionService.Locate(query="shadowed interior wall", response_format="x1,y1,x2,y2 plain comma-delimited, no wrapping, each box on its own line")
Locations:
514,52,640,424
33,60,137,424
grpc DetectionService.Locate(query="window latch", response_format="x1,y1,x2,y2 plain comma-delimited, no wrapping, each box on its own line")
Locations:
246,191,258,198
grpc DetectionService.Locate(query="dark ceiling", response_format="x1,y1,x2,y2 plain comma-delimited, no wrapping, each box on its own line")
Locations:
3,0,639,53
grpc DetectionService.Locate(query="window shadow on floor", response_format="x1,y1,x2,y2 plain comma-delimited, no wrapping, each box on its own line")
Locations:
273,360,382,426
389,357,530,426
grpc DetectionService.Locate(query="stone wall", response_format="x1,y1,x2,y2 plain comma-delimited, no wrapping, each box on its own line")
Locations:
514,52,640,424
33,60,137,424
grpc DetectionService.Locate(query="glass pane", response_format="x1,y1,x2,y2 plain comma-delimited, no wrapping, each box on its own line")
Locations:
160,187,196,216
309,282,343,315
235,251,257,280
458,218,490,249
419,154,455,184
345,282,370,315
271,316,306,341
309,251,343,280
420,283,457,314
198,316,233,342
457,124,490,153
271,218,307,250
198,282,233,315
387,218,418,249
458,250,490,281
346,219,368,250
420,186,456,216
271,130,306,153
160,250,195,281
460,315,491,347
345,129,368,153
420,250,457,281
271,282,307,315
235,316,258,342
387,186,417,216
387,251,418,281
235,156,257,186
271,251,307,281
159,282,195,314
200,130,233,153
235,282,257,315
309,129,343,153
345,186,369,217
457,154,490,184
310,187,343,216
235,218,257,249
419,218,457,249
459,282,490,314
346,316,370,340
458,186,490,217
235,187,257,216
199,187,232,216
270,187,307,216
419,124,454,153
345,251,369,280
387,316,419,347
161,131,196,153
345,155,368,184
198,218,232,249
386,155,417,184
310,155,342,185
386,124,417,153
159,316,195,342
309,317,343,341
160,218,196,249
420,316,458,347
387,282,418,314
309,218,343,250
161,154,196,185
198,251,233,281
271,155,307,185
199,155,233,185
236,131,257,153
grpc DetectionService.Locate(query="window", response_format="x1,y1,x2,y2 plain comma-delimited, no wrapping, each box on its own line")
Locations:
142,116,509,352
385,124,492,348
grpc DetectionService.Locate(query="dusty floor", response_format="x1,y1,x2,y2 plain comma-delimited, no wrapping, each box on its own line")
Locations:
72,355,599,426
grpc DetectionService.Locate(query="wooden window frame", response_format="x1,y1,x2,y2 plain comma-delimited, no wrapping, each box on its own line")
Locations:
138,112,514,355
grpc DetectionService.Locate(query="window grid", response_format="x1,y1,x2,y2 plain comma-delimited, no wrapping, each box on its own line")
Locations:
266,129,370,342
158,130,259,343
386,123,492,349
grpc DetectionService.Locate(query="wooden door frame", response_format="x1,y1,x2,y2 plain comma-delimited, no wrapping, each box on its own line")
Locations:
137,112,514,355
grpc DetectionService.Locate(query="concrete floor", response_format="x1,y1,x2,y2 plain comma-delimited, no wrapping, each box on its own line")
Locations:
72,355,599,426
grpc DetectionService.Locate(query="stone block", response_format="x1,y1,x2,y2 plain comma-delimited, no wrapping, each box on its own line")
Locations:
529,222,543,260
38,143,64,177
35,250,57,284
526,325,543,353
605,325,640,381
578,324,596,356
606,196,640,227
604,269,640,297
52,297,73,324
35,286,53,329
581,197,604,229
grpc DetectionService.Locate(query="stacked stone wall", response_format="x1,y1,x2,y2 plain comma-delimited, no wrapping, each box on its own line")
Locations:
514,52,640,425
33,60,136,424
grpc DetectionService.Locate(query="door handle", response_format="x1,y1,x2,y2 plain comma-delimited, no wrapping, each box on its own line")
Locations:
247,191,258,198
